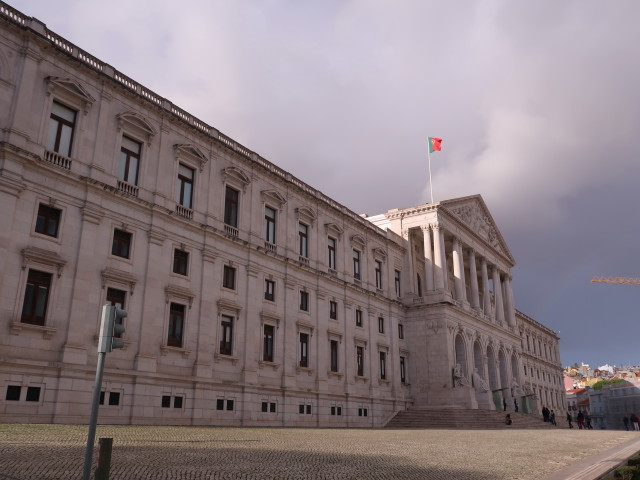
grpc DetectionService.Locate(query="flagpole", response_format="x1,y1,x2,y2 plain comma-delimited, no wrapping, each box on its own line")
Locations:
427,149,434,204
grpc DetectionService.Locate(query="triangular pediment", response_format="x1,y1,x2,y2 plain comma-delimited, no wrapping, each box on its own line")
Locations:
46,77,95,111
440,195,514,264
175,144,208,168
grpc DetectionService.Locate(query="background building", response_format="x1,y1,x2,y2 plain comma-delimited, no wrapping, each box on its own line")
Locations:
0,2,564,426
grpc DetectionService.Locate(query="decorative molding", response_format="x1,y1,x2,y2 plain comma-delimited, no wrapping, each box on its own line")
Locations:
174,144,209,171
221,166,250,190
324,222,344,239
21,247,66,277
116,112,157,144
261,189,287,209
295,206,317,225
165,284,196,307
46,76,95,113
101,268,138,295
216,297,243,312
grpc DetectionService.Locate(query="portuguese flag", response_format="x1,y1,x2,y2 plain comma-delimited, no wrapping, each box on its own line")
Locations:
429,137,442,153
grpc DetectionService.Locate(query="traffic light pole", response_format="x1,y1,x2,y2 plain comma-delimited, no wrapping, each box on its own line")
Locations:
82,349,106,480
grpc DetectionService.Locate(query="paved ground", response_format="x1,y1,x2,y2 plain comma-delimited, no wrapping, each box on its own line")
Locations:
0,424,639,480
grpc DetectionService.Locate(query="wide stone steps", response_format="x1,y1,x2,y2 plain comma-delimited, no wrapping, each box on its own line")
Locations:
385,408,561,429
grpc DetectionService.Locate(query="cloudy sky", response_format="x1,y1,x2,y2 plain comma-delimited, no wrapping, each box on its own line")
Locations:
17,0,640,368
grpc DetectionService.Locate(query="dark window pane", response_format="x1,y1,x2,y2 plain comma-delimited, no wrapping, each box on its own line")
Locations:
168,303,185,348
112,229,132,258
261,402,268,412
108,392,120,406
99,391,105,405
162,396,171,408
174,396,183,409
270,402,276,413
217,399,225,410
226,400,234,411
35,204,61,237
21,270,52,326
224,186,239,227
299,404,304,414
173,249,189,276
5,385,21,401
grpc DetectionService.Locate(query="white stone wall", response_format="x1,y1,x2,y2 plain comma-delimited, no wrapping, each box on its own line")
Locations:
0,6,560,426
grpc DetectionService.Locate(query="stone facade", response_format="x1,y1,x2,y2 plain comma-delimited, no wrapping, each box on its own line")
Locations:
0,2,565,426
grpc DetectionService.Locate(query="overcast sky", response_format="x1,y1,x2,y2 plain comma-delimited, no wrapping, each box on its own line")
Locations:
17,0,640,368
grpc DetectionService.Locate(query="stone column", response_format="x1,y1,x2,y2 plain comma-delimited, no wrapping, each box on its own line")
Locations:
481,258,492,317
468,249,480,310
404,229,415,296
506,275,517,328
440,227,449,292
432,225,445,290
492,267,505,325
452,237,464,301
422,226,434,291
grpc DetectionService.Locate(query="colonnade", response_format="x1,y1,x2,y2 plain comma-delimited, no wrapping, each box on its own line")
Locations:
418,224,516,329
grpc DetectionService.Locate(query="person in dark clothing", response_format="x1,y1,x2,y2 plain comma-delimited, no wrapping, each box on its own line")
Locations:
542,406,550,422
514,399,519,412
624,416,630,431
503,398,507,411
567,412,573,429
505,414,512,425
577,411,585,429
550,410,556,426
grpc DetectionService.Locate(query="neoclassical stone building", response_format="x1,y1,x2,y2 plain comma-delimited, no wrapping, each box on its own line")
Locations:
0,2,564,426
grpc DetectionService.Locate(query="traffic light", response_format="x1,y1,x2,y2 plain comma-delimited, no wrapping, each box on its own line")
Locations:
98,304,127,353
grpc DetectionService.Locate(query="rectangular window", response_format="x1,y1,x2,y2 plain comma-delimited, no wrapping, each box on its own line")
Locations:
46,101,76,157
226,399,234,411
99,391,105,405
378,316,384,334
328,237,336,269
356,346,364,377
331,406,342,416
118,136,141,185
375,260,382,289
5,385,21,401
217,399,225,410
379,351,387,380
329,300,337,320
358,407,368,417
400,356,406,383
176,163,194,209
299,333,309,368
223,265,236,290
398,324,404,340
174,396,183,409
355,309,363,328
108,392,120,406
220,315,234,355
395,270,401,297
21,269,52,326
264,279,275,301
353,250,361,279
261,402,268,412
330,340,339,373
265,206,276,244
35,204,62,238
300,291,309,311
112,229,132,259
270,402,276,413
306,404,312,415
173,249,189,276
298,223,308,258
224,186,239,228
299,404,305,414
168,303,185,348
263,324,274,362
162,395,171,408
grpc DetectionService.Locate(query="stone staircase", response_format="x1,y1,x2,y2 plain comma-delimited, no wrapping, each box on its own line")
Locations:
385,407,562,429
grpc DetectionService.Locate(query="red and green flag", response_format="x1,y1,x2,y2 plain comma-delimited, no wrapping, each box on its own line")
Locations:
429,137,442,153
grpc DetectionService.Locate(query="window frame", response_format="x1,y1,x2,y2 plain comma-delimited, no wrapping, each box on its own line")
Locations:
299,290,309,312
375,260,383,289
327,236,336,270
299,332,309,368
176,163,195,209
330,339,339,373
298,222,309,258
21,269,53,326
111,229,133,260
379,351,387,380
394,270,401,297
356,345,365,377
264,279,275,301
46,100,77,157
172,248,189,276
329,300,337,320
378,316,385,334
223,265,237,290
264,205,277,244
118,135,142,186
220,314,234,356
352,249,361,280
35,203,62,238
263,324,275,362
224,185,240,228
168,302,186,348
355,308,363,328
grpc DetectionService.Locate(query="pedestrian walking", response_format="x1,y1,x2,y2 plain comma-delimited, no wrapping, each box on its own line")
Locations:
577,411,585,430
624,416,630,431
514,399,518,412
631,413,640,431
550,410,556,426
567,412,573,429
542,406,550,422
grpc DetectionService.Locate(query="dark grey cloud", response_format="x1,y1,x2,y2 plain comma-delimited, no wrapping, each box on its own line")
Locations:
18,0,640,367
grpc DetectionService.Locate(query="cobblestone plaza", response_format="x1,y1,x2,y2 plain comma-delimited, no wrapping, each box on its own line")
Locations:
0,424,638,479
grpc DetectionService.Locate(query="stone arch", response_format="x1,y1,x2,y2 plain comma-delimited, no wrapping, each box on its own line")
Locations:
454,333,467,377
473,340,483,373
510,352,519,383
498,349,508,389
487,345,498,390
